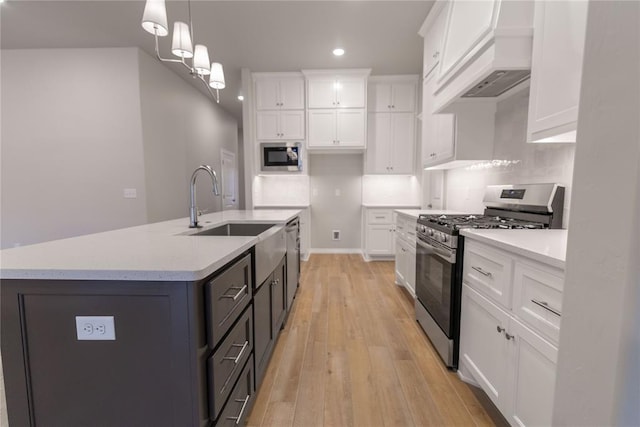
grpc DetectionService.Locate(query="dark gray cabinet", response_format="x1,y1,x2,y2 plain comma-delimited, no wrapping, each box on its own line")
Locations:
253,255,287,389
1,250,255,427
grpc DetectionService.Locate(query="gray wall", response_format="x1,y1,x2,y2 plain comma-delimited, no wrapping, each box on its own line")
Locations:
0,48,239,249
137,50,238,223
309,154,362,250
1,48,148,249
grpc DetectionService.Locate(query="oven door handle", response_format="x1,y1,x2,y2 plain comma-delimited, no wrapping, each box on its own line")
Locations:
416,239,455,263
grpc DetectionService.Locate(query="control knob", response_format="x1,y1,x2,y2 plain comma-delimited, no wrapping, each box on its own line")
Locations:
428,229,434,237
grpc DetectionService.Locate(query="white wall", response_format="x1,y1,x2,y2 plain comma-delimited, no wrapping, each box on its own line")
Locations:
553,1,640,425
137,50,238,223
0,48,239,249
362,174,421,206
309,154,362,250
439,90,575,226
1,48,148,249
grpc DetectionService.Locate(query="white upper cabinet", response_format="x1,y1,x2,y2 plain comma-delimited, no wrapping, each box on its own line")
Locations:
368,81,417,112
303,69,371,150
439,0,498,80
256,110,305,140
422,73,494,169
307,78,366,108
255,75,305,110
421,3,448,79
367,112,415,174
527,0,588,143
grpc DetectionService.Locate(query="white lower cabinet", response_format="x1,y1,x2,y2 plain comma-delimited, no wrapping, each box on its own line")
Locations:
367,224,395,256
461,285,558,427
460,236,563,427
395,237,416,296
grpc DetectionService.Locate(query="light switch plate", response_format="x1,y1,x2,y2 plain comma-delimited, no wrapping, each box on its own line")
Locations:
76,316,116,340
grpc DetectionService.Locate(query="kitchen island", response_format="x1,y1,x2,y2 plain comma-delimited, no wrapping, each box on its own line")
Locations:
1,209,300,427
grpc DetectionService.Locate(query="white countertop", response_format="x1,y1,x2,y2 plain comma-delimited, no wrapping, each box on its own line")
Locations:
0,210,301,282
362,204,421,208
394,209,469,220
460,229,568,270
254,204,310,208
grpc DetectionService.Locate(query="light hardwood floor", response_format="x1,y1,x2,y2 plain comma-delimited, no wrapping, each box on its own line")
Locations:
247,254,495,427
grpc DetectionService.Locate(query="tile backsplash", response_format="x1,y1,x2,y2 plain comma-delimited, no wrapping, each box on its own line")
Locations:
443,90,575,228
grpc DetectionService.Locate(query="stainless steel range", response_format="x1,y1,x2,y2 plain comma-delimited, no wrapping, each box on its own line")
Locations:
415,183,565,369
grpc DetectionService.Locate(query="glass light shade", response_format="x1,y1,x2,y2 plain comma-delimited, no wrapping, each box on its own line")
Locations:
141,0,168,36
193,45,211,75
171,22,193,58
209,63,225,89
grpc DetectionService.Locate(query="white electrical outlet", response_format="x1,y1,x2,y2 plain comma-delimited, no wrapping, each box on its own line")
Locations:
334,188,341,197
76,316,116,340
123,188,137,199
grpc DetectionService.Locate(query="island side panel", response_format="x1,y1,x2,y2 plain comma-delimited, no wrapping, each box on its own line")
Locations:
0,279,200,427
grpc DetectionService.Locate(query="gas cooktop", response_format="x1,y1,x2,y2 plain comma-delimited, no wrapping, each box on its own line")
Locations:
419,214,547,230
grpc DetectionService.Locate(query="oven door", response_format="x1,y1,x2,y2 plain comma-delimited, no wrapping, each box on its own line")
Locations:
415,238,457,337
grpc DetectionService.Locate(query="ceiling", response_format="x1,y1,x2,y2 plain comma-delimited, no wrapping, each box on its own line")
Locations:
1,0,433,126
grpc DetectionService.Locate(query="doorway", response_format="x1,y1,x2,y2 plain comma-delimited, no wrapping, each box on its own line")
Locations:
220,149,238,210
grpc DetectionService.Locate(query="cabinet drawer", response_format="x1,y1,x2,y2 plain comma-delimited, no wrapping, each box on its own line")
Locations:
208,307,253,420
206,253,253,349
512,261,564,344
214,354,255,426
463,241,514,308
367,209,393,224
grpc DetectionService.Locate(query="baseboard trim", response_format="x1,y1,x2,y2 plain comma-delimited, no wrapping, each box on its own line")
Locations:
309,248,363,255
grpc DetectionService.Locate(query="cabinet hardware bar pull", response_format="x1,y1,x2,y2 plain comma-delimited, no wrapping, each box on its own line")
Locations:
496,326,505,333
221,285,247,301
505,333,515,341
531,299,562,316
223,340,249,364
472,266,493,277
227,394,250,425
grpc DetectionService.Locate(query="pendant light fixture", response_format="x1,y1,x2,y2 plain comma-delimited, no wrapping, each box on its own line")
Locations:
141,0,225,103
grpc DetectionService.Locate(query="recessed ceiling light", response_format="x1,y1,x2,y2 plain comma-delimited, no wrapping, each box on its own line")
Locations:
237,95,244,101
333,48,345,57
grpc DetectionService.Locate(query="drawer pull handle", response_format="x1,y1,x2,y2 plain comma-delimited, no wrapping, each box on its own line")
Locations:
472,266,492,277
227,394,250,425
375,216,386,219
223,341,249,365
531,299,562,317
496,326,505,334
505,333,516,341
221,285,247,301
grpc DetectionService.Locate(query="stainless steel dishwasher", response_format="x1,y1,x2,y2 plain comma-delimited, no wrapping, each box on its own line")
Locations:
285,217,300,312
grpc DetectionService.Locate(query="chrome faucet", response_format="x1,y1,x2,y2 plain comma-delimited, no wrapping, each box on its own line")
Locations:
189,165,220,228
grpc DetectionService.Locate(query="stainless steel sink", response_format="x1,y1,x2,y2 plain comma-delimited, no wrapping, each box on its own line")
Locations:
191,223,276,237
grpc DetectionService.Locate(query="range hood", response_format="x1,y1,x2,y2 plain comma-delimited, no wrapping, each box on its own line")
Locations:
433,1,535,113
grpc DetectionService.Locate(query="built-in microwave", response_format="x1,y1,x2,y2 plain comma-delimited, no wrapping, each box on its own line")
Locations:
260,142,302,172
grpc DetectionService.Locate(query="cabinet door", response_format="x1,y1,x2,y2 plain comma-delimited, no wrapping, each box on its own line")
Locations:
527,0,587,143
256,111,280,140
439,0,498,80
406,245,417,296
308,110,336,147
278,78,305,110
368,82,392,112
365,113,392,173
337,78,366,108
253,280,273,388
279,110,305,140
459,284,510,411
395,237,408,285
271,257,286,335
367,225,395,256
390,112,415,174
255,79,280,110
423,3,448,78
336,110,365,147
508,318,558,427
307,79,336,108
390,83,416,112
422,75,455,167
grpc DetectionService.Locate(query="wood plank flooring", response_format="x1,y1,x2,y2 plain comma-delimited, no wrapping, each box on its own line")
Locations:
247,254,495,427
